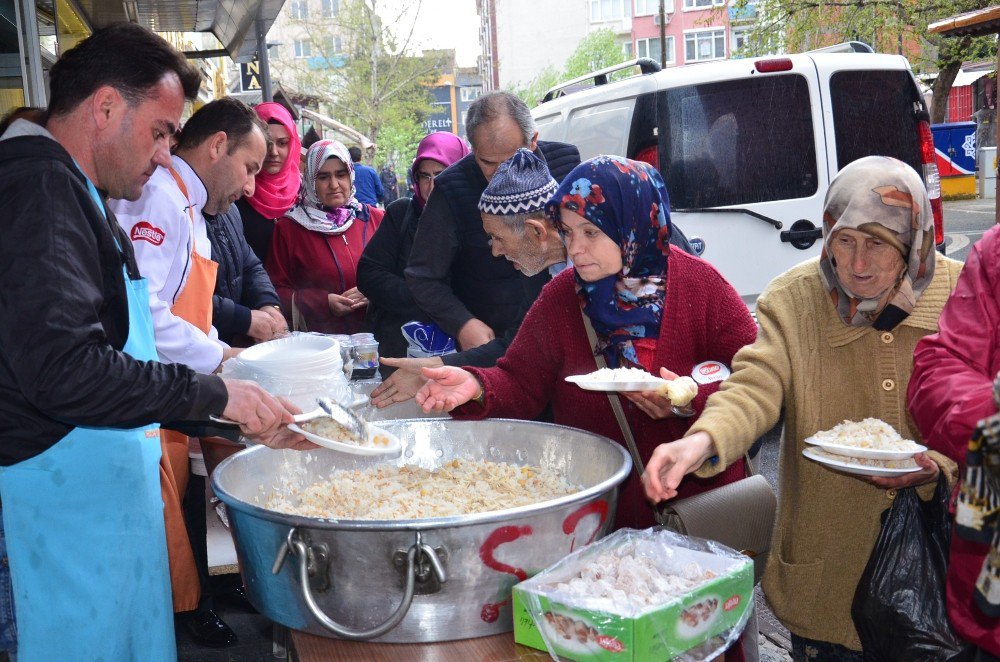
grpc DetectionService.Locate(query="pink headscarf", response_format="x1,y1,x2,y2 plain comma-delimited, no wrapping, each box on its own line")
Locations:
410,132,470,210
246,102,302,219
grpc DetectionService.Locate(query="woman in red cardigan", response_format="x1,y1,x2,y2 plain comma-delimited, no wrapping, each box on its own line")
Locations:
415,155,757,530
266,140,383,333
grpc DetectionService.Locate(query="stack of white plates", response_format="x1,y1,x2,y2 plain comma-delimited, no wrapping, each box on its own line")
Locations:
238,334,343,376
802,436,927,477
223,334,356,409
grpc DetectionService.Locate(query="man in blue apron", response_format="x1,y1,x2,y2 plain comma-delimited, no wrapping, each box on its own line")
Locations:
0,24,306,661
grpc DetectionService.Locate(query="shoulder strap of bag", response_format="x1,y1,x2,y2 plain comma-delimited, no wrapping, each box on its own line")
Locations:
578,309,754,481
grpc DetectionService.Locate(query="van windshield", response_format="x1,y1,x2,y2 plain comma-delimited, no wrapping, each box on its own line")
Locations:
829,70,922,174
660,74,818,209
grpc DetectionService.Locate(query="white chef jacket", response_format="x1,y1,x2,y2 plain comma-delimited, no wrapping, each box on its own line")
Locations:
110,156,226,374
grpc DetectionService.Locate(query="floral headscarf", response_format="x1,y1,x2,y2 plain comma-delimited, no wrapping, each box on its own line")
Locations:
820,156,936,330
246,102,302,219
547,155,673,369
285,140,365,235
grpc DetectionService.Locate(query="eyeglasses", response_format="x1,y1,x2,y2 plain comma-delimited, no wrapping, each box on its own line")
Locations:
416,171,441,183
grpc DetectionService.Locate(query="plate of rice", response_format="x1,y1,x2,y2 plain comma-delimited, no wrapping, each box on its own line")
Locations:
802,446,921,477
566,369,699,407
288,418,401,456
804,418,926,460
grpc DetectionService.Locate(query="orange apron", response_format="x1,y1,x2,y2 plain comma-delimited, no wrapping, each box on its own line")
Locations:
160,165,219,612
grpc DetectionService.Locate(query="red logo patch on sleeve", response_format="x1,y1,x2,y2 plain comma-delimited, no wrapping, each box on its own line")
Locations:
130,221,165,246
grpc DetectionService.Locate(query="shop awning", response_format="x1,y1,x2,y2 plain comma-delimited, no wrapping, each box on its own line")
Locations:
929,6,1000,38
952,69,992,87
72,0,285,60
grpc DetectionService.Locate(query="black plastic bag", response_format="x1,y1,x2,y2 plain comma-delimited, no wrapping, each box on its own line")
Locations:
851,475,968,661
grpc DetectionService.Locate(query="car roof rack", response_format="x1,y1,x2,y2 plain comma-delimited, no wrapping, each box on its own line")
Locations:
806,41,875,54
540,57,662,104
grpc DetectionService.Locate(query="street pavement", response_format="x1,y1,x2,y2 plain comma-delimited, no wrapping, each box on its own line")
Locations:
943,197,996,262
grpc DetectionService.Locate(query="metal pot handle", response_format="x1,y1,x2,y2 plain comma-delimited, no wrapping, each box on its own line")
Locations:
279,530,444,640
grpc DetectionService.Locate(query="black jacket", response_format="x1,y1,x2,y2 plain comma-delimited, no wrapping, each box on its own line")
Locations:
357,197,424,361
0,133,228,465
404,141,581,342
206,204,281,345
235,197,276,264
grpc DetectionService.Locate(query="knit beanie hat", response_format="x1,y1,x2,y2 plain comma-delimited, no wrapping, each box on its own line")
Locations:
478,148,557,216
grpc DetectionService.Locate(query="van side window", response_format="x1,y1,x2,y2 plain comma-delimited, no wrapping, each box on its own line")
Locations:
659,74,818,209
830,70,922,175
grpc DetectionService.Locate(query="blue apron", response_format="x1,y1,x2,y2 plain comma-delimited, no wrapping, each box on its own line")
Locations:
0,176,175,661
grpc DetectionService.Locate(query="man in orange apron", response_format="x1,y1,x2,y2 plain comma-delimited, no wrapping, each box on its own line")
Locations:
111,97,269,647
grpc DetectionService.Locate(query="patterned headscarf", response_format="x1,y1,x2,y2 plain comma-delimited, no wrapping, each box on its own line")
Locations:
246,102,302,219
819,156,936,330
286,140,365,235
547,155,673,369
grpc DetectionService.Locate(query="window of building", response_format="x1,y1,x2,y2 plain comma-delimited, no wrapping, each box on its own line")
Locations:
684,28,725,62
293,39,312,58
635,0,673,15
590,0,628,21
290,0,308,20
323,35,342,54
731,26,750,56
322,0,339,18
683,0,724,9
636,36,674,64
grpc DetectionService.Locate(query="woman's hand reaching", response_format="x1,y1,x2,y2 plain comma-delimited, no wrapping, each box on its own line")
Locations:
642,432,718,502
415,366,483,413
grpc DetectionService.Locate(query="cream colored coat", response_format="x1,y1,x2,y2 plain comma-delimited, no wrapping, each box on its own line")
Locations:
689,254,961,650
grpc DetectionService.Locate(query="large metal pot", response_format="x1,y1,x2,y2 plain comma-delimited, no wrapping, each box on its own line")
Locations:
212,418,631,642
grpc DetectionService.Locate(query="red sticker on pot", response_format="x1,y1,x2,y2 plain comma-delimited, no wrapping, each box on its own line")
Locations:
724,595,741,612
692,361,730,384
596,635,625,652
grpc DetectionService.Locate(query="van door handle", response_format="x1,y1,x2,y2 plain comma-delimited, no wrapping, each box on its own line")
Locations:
779,220,822,249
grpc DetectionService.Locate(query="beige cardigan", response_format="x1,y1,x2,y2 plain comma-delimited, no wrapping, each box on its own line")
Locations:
689,254,962,650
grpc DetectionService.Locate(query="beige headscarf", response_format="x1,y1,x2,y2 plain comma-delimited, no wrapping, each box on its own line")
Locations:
819,156,936,330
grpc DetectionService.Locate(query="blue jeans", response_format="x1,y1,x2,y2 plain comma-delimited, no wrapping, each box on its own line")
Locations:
0,510,16,656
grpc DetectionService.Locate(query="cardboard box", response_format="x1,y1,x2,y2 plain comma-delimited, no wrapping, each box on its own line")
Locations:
513,531,753,661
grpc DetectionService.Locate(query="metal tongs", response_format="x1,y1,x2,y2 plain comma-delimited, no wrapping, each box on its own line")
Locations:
315,396,368,443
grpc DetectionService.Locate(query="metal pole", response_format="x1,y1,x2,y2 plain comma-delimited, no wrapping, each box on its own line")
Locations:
995,43,999,224
659,0,667,69
256,9,273,102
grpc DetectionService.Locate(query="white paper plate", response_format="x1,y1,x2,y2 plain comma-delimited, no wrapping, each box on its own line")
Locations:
803,435,926,461
288,421,401,456
802,446,920,477
565,374,667,392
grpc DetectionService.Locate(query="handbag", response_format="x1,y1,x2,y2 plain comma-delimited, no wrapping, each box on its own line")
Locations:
580,310,776,583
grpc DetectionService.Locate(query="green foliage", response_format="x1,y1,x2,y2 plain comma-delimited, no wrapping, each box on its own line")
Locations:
511,29,632,108
726,0,996,71
271,0,442,162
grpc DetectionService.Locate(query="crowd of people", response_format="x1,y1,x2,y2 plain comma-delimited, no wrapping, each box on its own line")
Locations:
0,21,996,662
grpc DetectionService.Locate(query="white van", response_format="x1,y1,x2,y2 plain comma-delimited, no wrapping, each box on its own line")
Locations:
532,48,943,306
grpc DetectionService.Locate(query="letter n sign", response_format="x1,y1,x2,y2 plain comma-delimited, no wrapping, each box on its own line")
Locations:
240,61,262,92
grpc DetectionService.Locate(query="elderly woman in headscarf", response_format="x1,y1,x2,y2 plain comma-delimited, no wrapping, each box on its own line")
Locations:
644,156,962,659
266,140,383,334
357,132,470,362
414,155,757,530
236,102,302,262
